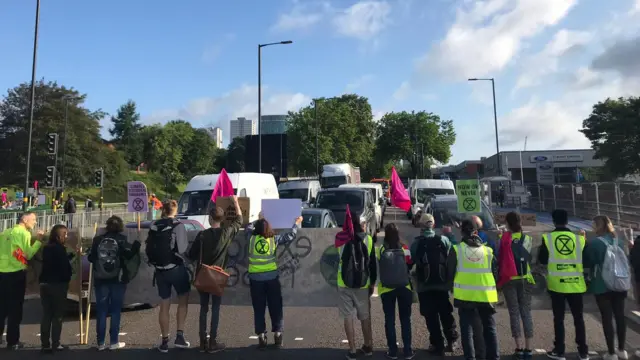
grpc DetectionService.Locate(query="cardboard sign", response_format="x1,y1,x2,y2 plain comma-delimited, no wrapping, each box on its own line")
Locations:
456,179,481,213
494,212,537,227
127,181,149,213
262,199,302,229
216,196,250,226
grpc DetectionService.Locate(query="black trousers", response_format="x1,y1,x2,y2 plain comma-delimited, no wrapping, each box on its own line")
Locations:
40,283,69,348
595,291,627,355
418,290,458,351
549,291,588,355
0,271,27,346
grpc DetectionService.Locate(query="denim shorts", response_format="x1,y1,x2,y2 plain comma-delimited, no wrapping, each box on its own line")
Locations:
155,265,191,300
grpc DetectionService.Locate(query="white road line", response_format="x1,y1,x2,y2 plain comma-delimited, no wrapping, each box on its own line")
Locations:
589,351,598,355
341,340,349,343
249,336,258,339
371,294,379,297
36,333,41,337
118,333,127,336
632,310,640,317
294,337,303,341
535,349,546,353
2,332,6,336
75,334,80,337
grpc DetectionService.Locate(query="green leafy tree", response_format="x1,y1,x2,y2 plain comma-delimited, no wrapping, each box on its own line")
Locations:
286,94,376,175
151,120,194,184
225,137,246,172
181,128,218,178
581,97,640,177
109,100,142,166
375,111,456,177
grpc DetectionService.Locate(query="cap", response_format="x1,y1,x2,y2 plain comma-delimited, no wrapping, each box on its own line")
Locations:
418,213,435,227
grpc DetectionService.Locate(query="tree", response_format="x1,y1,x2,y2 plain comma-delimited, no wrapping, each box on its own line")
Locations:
181,128,218,178
581,97,640,177
225,137,246,172
151,120,194,184
286,94,376,175
375,111,456,177
109,100,142,166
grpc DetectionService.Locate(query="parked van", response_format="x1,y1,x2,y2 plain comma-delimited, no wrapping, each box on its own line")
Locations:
339,183,385,232
278,180,321,208
177,172,279,228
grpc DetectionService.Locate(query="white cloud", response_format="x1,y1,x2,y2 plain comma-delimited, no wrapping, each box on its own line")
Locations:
633,0,640,14
344,74,375,93
271,3,327,32
333,1,392,40
144,85,310,146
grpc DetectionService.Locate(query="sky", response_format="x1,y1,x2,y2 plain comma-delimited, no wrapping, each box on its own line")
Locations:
1,0,640,165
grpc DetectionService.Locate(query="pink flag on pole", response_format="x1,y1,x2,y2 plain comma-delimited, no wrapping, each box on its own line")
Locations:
335,204,355,247
390,166,411,211
210,169,234,203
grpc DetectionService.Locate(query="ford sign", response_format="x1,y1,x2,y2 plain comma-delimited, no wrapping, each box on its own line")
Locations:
538,164,553,170
533,156,548,161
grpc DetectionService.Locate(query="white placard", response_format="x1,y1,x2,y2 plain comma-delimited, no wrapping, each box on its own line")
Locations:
261,199,302,229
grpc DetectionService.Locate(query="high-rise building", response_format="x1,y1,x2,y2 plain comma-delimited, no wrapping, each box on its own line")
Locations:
230,117,257,140
260,114,288,134
203,127,223,148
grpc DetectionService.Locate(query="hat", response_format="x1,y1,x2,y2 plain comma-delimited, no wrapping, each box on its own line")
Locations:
418,213,435,228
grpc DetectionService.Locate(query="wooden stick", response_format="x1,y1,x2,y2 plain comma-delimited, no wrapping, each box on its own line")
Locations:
78,233,84,345
84,223,97,344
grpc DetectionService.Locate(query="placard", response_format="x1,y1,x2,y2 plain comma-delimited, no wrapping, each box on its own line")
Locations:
127,181,149,213
216,196,250,226
261,199,302,229
456,179,481,213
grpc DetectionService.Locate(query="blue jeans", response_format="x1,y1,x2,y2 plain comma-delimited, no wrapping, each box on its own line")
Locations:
94,282,126,345
458,307,499,360
249,278,283,334
198,292,221,340
381,287,413,355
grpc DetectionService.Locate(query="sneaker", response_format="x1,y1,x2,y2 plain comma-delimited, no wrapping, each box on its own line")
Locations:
547,350,566,360
358,345,373,356
274,332,283,349
41,346,53,354
514,348,525,360
207,339,225,353
157,339,169,353
54,344,69,351
616,350,628,360
258,333,268,349
7,343,24,350
109,342,125,350
199,338,208,353
385,351,398,359
579,353,590,360
174,334,190,349
404,350,416,359
346,351,357,360
523,349,533,360
97,344,107,351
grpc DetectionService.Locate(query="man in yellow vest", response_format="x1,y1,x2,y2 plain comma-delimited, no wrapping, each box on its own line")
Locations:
537,209,589,360
0,212,44,350
450,219,499,360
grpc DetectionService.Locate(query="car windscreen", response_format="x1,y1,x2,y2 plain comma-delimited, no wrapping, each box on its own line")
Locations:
416,188,455,203
316,191,364,210
177,189,237,216
279,188,308,201
321,176,347,188
431,200,495,230
301,213,322,228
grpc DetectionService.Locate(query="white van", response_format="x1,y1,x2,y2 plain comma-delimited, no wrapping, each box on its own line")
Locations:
408,179,456,219
278,180,321,208
339,183,385,231
177,172,279,228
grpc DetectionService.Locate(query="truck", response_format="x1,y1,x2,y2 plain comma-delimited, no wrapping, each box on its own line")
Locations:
320,163,361,188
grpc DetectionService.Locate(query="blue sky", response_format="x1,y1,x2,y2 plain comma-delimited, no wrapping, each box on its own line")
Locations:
1,0,639,165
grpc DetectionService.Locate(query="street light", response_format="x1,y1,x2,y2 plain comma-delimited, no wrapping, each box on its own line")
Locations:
23,0,41,210
468,77,500,176
258,40,293,173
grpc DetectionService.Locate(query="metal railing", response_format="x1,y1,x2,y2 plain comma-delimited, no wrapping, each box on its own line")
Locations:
520,182,640,229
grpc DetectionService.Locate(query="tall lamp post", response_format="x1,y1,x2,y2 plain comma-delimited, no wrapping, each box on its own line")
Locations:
258,40,293,173
468,78,500,176
23,0,41,210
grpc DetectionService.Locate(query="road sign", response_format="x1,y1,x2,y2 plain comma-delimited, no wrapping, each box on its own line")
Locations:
127,181,149,213
456,179,481,213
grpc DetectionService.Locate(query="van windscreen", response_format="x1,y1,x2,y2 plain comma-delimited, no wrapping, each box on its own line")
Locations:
178,189,237,216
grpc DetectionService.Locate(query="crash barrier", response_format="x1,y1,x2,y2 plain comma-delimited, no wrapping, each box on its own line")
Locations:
23,227,637,309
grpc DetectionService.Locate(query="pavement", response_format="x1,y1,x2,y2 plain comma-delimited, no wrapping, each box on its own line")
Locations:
3,207,640,360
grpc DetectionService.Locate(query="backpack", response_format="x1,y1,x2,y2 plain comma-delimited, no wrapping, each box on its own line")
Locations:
598,237,631,292
94,236,122,279
145,219,182,268
416,235,448,285
378,245,409,288
511,234,532,277
340,237,370,289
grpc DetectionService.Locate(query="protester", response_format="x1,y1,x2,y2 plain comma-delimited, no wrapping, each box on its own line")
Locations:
411,213,458,355
337,213,377,360
376,223,414,359
497,212,534,359
63,195,76,229
538,209,589,360
0,212,44,350
39,224,76,353
450,219,499,360
245,213,303,349
88,215,140,350
146,200,191,353
187,196,242,353
471,215,498,256
584,215,629,360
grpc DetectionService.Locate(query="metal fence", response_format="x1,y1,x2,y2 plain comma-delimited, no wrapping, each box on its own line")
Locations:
523,182,640,228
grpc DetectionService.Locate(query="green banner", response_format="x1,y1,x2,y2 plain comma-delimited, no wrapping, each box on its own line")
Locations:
456,179,481,213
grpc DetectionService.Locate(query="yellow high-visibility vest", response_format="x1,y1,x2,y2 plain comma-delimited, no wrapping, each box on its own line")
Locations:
452,243,498,303
543,232,586,293
337,235,373,288
248,235,278,273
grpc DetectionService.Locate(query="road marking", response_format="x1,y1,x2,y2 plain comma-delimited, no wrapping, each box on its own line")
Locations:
294,337,303,341
535,349,546,353
119,333,127,336
249,336,258,339
371,293,379,297
36,333,40,337
75,334,80,337
3,332,6,336
341,340,349,343
633,310,640,317
589,351,598,355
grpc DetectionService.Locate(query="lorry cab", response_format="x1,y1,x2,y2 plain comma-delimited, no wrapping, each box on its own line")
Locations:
278,179,321,208
177,172,279,228
321,163,361,188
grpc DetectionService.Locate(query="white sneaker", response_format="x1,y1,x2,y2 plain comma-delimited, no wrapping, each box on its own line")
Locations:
616,350,628,360
109,342,125,350
97,344,107,351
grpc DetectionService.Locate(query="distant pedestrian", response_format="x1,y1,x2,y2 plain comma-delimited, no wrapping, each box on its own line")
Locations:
63,195,76,229
86,198,94,211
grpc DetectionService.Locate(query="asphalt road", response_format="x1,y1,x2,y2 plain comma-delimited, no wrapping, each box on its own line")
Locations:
4,207,640,360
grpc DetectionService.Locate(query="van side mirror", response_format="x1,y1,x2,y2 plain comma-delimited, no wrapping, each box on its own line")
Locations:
410,197,416,205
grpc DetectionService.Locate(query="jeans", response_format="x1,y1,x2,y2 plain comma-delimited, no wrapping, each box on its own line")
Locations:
249,278,283,334
381,287,413,354
458,307,499,360
66,214,74,229
94,282,126,345
198,291,222,340
549,291,588,355
0,271,27,346
418,290,458,351
40,283,68,348
595,291,627,354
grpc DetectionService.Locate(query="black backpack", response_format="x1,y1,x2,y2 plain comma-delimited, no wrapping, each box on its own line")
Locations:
416,235,449,285
511,233,532,277
341,237,370,288
145,219,182,267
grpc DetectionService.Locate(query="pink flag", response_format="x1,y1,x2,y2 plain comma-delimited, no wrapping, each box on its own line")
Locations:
390,166,411,211
210,169,234,203
335,204,354,247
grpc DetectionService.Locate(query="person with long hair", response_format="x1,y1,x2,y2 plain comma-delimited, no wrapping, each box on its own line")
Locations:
245,213,302,349
39,225,75,353
377,223,415,359
584,215,628,360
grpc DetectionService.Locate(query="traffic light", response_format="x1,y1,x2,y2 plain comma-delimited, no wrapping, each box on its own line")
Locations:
45,166,56,188
47,133,58,155
94,168,103,188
